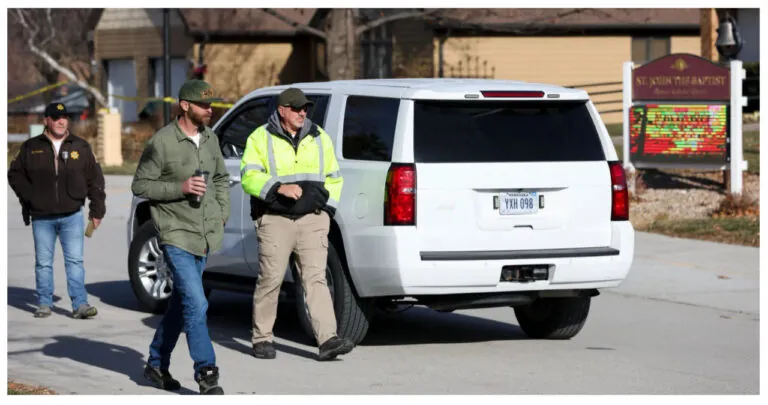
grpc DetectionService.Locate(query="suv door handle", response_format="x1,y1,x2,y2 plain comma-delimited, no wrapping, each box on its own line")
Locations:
229,176,241,187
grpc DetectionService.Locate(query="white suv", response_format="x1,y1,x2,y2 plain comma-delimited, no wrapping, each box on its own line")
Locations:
127,79,634,344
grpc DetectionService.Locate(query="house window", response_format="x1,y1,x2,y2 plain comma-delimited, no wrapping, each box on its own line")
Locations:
632,37,671,64
360,24,392,79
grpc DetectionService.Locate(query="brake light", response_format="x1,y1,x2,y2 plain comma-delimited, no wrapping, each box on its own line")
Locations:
384,163,416,225
608,161,629,221
481,91,545,98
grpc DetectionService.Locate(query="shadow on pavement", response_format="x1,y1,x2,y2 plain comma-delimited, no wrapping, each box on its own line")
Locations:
36,335,197,395
361,307,528,346
84,281,527,354
141,291,319,362
86,280,146,313
7,286,70,317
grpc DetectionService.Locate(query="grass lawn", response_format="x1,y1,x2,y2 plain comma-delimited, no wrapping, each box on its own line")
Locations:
102,161,138,175
8,381,56,395
636,216,760,247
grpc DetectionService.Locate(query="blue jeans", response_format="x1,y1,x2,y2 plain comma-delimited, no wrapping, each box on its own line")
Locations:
148,245,215,380
31,209,89,311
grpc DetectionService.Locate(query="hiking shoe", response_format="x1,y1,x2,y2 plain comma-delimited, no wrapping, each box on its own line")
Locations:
318,336,354,361
34,305,51,318
196,366,224,395
144,364,181,391
72,304,97,319
252,341,277,359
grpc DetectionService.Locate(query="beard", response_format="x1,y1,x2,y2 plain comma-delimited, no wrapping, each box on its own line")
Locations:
187,108,211,129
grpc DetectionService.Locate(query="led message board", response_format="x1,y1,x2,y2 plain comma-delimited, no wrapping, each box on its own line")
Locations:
629,104,729,165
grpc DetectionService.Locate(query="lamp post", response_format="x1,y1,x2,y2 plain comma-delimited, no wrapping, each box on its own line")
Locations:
163,8,171,125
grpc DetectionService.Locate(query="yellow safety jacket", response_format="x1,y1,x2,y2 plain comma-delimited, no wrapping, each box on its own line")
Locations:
240,115,342,219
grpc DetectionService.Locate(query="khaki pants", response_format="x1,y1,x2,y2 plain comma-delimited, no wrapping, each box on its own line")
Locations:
252,212,337,346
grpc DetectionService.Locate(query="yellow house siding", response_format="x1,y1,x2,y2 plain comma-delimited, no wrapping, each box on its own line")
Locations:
201,41,312,103
437,36,630,123
671,36,702,56
96,9,184,30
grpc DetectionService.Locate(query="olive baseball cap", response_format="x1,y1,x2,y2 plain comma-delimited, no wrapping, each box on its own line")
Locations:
278,88,314,108
178,79,223,103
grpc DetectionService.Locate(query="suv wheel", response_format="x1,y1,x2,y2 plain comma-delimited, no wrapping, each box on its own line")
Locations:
514,296,591,339
128,221,212,313
294,243,372,345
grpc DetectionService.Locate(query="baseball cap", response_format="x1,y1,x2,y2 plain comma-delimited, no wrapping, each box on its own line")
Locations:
178,79,223,103
44,103,69,119
278,88,314,108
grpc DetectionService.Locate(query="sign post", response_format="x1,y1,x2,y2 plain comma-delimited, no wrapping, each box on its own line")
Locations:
622,61,635,194
729,60,747,196
621,53,746,196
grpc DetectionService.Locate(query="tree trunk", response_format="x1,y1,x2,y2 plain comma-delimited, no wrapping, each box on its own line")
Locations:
327,9,357,80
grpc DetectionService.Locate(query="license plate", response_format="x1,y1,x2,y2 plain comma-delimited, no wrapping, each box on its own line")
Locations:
499,192,538,215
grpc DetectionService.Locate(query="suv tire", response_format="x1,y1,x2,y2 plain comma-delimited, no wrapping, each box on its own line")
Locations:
295,243,372,345
128,221,211,314
514,296,591,339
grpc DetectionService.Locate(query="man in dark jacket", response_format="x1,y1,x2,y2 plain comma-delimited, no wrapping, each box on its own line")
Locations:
7,103,106,319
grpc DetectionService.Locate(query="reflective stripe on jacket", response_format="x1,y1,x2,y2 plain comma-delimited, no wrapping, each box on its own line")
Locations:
240,116,342,218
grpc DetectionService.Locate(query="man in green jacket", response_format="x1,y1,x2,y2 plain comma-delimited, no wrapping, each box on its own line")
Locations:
131,79,229,395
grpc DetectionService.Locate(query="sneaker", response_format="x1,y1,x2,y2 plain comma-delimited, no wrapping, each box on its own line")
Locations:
252,341,276,359
34,305,51,318
143,364,181,391
318,336,354,361
72,304,98,319
196,366,224,395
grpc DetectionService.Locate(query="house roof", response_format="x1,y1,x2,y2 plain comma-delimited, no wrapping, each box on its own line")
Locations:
429,8,701,32
181,8,319,37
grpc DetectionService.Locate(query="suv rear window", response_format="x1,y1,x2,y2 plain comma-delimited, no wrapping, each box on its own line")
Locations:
413,100,606,163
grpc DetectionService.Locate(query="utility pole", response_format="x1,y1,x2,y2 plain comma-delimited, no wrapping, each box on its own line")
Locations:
163,8,171,125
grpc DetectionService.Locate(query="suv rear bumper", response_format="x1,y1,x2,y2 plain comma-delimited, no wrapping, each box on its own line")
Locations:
345,222,634,297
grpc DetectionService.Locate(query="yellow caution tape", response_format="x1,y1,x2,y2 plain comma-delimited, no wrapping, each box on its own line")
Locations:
111,94,233,109
8,82,235,109
8,81,69,104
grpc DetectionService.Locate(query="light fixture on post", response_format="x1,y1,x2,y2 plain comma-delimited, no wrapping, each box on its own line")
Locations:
715,14,744,62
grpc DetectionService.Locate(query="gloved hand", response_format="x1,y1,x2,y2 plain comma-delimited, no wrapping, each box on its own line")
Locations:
21,200,30,226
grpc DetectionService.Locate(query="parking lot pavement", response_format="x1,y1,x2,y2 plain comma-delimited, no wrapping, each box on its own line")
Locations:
5,176,760,394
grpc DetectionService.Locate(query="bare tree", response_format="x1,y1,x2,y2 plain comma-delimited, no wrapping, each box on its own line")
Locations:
9,8,107,107
263,8,442,80
262,8,615,81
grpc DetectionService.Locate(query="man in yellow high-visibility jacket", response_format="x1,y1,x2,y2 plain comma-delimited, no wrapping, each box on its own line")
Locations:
240,88,352,361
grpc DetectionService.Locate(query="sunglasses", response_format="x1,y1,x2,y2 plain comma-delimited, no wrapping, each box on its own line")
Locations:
283,105,309,113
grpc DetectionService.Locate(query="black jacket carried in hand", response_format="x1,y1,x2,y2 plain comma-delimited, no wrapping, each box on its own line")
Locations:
8,133,106,221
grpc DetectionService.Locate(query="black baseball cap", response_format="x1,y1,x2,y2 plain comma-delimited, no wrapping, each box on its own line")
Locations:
44,103,69,119
278,88,314,108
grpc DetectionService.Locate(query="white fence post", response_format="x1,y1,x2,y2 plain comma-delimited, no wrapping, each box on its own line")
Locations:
729,60,746,196
622,61,636,194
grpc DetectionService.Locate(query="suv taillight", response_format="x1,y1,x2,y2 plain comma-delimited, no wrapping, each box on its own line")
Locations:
384,163,416,225
608,161,629,221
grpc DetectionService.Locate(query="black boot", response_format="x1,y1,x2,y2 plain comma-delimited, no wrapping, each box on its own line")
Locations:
318,336,354,361
196,366,224,395
252,341,277,359
144,364,181,391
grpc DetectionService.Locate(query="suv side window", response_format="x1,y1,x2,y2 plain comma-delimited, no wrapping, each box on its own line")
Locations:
216,96,274,158
306,94,330,128
342,96,399,161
